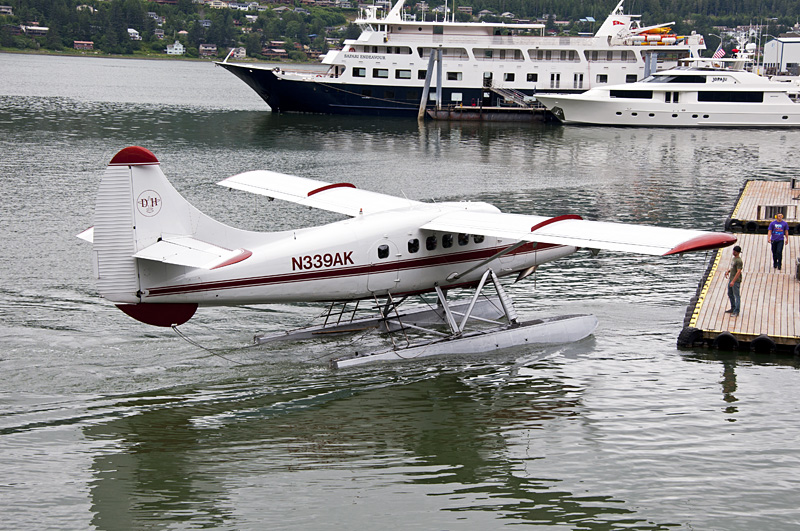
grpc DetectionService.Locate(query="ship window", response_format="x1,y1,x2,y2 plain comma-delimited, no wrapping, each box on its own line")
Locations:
408,239,419,253
626,74,638,83
665,92,671,103
377,245,389,259
451,92,462,102
426,236,437,251
673,92,679,103
697,91,764,103
473,234,485,244
442,234,453,248
373,68,389,78
418,70,427,79
485,50,493,58
607,51,613,61
536,50,543,60
591,50,598,61
396,69,411,79
354,67,366,78
610,90,652,99
596,74,608,83
527,73,538,82
458,233,470,246
504,73,515,82
447,71,463,81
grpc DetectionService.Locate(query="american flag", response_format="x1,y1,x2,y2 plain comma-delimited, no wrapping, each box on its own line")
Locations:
712,44,726,58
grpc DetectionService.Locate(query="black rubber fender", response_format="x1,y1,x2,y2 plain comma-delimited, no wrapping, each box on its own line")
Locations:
750,334,776,354
712,332,740,351
745,221,758,233
677,327,704,348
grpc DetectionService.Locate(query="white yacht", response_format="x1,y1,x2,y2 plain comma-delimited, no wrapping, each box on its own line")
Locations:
536,45,800,126
217,0,705,116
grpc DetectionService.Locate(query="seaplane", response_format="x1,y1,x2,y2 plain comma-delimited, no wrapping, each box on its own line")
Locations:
78,146,736,368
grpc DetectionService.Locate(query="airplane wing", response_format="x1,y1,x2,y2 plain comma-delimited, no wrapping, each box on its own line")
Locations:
218,170,422,217
133,237,252,269
422,211,735,256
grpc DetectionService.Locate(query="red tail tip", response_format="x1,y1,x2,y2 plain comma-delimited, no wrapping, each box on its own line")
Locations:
110,146,159,166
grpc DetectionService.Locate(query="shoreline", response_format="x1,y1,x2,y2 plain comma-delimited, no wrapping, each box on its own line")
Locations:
0,48,320,65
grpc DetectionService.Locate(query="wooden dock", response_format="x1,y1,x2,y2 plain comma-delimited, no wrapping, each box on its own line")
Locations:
725,179,800,233
681,179,800,354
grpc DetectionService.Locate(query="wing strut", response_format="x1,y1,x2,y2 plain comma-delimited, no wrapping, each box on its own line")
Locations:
446,214,583,282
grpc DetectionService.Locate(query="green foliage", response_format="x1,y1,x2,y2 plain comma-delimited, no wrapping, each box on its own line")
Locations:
1,0,797,58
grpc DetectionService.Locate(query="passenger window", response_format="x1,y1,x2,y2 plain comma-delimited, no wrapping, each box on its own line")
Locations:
377,244,389,259
473,234,485,244
408,239,420,253
458,233,470,246
442,234,453,248
426,235,437,251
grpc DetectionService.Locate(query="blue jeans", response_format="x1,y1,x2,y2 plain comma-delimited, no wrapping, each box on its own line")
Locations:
771,239,785,269
727,282,740,313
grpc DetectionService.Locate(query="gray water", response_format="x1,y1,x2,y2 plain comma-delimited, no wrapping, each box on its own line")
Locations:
1,52,800,530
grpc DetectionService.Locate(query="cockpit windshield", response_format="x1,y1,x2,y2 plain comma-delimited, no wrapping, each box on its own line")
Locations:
642,74,707,83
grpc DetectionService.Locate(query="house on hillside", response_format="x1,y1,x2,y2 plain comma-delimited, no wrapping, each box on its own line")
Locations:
166,40,185,55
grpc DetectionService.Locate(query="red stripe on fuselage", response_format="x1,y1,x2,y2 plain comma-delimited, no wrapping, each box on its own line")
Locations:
145,242,563,298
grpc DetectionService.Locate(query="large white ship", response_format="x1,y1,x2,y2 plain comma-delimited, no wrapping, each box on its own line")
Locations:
217,0,706,116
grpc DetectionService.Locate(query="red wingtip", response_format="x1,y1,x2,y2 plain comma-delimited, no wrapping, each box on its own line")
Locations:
109,146,160,166
664,233,737,256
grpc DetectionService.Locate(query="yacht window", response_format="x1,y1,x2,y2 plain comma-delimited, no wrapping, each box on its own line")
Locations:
418,70,427,80
426,236,437,251
596,74,608,83
373,68,389,78
610,90,652,99
673,92,679,103
473,234,485,244
626,74,638,83
504,73,515,82
665,92,671,103
396,69,412,79
447,71,463,81
697,91,764,103
458,233,470,246
646,74,707,83
377,245,389,259
451,92,462,102
353,67,366,78
442,234,453,248
527,73,538,82
408,239,419,253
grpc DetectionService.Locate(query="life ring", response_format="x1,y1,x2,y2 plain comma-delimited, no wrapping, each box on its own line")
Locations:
750,334,776,354
745,220,758,233
348,47,355,52
712,331,739,351
677,327,704,348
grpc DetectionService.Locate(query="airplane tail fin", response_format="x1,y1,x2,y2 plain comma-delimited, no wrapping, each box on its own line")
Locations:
90,147,206,326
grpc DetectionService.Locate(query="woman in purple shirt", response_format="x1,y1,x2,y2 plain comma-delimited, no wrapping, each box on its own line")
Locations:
767,213,790,270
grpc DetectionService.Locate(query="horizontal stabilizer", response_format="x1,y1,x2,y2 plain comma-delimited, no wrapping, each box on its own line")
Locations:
218,170,421,216
133,237,252,269
77,227,94,243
